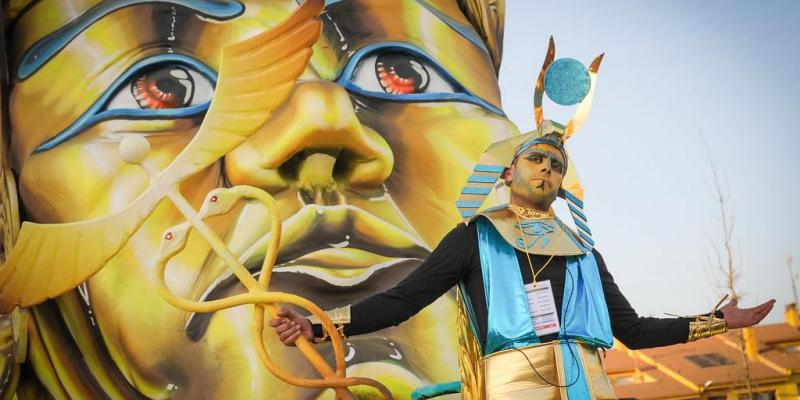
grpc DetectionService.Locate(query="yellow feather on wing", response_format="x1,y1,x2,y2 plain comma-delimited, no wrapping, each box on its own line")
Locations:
0,0,323,313
165,0,322,181
0,191,162,312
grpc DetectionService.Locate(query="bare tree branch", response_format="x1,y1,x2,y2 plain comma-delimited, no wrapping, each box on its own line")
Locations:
701,132,753,398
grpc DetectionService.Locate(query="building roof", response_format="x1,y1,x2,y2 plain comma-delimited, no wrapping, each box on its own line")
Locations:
605,319,800,399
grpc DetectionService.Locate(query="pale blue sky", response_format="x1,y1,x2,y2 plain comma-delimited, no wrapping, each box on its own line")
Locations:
499,1,800,323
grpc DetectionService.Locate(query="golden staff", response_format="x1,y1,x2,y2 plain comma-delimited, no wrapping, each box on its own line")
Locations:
121,136,391,398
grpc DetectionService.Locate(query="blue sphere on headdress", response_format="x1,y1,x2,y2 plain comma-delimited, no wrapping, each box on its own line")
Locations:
544,58,590,106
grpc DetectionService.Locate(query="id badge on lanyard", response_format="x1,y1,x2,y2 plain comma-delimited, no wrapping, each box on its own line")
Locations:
524,280,560,336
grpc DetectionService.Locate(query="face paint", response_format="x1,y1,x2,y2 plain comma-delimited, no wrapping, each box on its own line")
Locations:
507,144,565,211
522,149,565,174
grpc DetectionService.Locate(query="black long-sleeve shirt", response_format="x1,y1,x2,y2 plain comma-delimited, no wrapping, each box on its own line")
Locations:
322,222,693,350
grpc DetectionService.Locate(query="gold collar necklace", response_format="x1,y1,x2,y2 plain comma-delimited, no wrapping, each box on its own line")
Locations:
508,203,552,219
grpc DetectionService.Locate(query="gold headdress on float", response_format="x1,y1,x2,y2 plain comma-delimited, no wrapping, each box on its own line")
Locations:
456,37,604,250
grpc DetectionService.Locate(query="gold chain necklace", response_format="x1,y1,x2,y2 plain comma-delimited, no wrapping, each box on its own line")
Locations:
514,212,563,287
508,203,553,219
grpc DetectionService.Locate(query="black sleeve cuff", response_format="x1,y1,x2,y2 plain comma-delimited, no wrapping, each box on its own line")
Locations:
311,323,323,338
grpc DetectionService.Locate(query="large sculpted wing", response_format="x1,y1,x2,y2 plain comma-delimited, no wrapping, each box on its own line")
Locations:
0,0,323,313
0,192,160,312
164,0,323,182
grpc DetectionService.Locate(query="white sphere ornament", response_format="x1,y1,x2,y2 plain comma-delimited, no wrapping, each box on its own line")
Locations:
119,135,151,165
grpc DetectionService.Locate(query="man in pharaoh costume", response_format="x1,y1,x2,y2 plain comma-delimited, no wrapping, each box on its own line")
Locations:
271,46,776,399
0,0,529,398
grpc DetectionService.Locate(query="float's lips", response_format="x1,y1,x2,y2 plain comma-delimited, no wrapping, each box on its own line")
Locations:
184,204,430,341
312,337,426,399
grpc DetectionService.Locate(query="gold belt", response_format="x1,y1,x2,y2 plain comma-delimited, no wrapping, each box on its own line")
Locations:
481,341,617,400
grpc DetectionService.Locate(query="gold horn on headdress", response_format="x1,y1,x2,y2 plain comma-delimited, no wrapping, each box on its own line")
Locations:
533,36,556,128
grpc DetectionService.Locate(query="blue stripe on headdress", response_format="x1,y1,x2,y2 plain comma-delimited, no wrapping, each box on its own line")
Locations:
579,231,595,247
467,175,497,183
456,201,483,208
574,219,591,234
461,186,492,195
563,190,584,208
567,204,587,222
473,164,506,173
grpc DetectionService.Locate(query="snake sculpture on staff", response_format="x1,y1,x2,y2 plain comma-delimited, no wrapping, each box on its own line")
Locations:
0,0,391,397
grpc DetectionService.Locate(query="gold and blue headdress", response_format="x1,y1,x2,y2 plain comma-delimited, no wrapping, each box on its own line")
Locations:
456,37,603,249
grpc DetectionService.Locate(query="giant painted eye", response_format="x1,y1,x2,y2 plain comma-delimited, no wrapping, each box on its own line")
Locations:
349,52,454,95
132,66,194,109
335,44,503,115
375,54,429,94
35,56,217,152
105,64,214,110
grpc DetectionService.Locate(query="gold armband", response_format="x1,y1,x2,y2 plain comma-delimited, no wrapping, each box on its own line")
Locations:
311,334,330,344
307,305,351,325
309,305,351,343
311,323,348,344
688,316,728,342
678,295,729,342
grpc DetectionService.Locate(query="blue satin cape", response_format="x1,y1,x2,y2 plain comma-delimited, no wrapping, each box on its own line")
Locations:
472,217,613,398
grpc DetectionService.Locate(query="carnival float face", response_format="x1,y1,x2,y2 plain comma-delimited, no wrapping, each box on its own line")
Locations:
6,0,516,398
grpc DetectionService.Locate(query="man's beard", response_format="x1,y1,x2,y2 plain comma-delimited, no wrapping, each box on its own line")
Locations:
522,182,558,211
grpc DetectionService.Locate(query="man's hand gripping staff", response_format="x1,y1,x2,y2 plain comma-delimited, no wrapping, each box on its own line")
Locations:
145,177,391,399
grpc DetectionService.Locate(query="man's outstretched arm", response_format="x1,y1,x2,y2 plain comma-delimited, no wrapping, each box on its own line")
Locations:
270,223,476,346
595,250,774,349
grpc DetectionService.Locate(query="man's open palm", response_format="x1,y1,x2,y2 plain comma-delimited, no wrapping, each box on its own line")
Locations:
721,298,776,329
